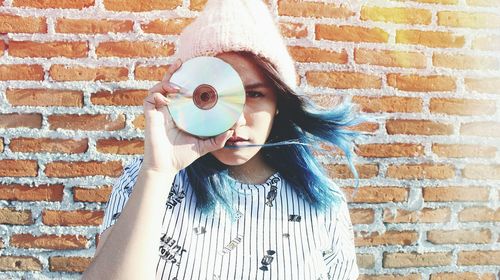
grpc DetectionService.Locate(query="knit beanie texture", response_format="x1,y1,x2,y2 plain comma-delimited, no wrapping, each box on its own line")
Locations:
173,0,298,90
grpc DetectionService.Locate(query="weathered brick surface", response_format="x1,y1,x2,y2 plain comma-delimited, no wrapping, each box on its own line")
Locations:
1,1,499,278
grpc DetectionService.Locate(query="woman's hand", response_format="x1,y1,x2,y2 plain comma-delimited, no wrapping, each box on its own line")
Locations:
142,58,234,174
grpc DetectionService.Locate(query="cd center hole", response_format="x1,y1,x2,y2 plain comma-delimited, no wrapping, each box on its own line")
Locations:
201,92,210,102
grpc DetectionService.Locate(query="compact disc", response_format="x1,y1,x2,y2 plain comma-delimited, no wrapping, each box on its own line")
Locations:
167,56,246,138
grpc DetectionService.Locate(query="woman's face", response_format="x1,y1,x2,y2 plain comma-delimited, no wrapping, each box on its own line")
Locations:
210,52,278,166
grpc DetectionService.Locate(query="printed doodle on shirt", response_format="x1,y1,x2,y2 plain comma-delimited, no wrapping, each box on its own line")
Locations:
159,233,187,265
288,214,301,222
166,183,185,209
219,234,243,255
259,249,276,271
265,177,280,207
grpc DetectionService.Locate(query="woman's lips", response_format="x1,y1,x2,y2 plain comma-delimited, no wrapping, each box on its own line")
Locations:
225,140,250,146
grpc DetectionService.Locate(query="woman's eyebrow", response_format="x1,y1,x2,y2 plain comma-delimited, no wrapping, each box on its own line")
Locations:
244,82,269,89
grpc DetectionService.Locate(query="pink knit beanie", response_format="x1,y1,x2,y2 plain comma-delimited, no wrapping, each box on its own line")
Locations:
172,0,298,90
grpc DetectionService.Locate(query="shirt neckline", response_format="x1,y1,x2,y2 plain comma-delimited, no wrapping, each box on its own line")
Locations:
227,171,281,190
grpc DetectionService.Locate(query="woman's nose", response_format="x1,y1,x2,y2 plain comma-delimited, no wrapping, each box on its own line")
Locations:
229,110,246,130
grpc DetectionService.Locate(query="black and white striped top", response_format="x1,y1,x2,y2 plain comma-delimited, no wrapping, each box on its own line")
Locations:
100,157,359,280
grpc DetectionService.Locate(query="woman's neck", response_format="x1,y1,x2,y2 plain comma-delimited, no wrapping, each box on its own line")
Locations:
227,153,277,185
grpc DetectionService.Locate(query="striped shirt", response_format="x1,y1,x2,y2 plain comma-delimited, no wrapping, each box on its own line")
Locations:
100,157,359,280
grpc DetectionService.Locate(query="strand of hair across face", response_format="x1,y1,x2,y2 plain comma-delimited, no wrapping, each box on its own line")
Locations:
223,139,318,149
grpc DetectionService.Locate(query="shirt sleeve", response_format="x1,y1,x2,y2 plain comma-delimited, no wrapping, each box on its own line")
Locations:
98,157,144,236
323,195,359,280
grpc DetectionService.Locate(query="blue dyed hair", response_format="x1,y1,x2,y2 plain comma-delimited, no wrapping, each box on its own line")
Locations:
185,51,373,219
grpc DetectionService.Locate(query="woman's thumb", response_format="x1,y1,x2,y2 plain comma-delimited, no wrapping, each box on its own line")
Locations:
199,130,234,155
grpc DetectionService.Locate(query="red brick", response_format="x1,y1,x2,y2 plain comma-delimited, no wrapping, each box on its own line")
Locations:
0,256,42,271
278,0,354,18
96,138,144,155
135,65,169,81
10,234,87,249
361,6,431,24
9,138,88,154
0,113,42,128
458,250,500,265
383,252,452,268
289,46,347,63
90,89,148,106
352,96,422,113
13,0,94,8
386,119,454,135
325,164,379,179
316,25,389,43
0,64,44,81
427,229,491,244
387,164,455,179
6,89,83,107
103,0,181,12
48,114,125,131
356,230,418,246
96,41,174,58
396,30,465,48
430,98,496,116
342,187,408,203
383,208,451,223
141,18,194,35
432,143,496,158
438,11,500,28
306,71,381,89
44,161,122,178
49,256,92,273
350,208,374,224
458,207,500,222
9,41,88,58
56,18,133,34
387,74,456,92
354,48,426,68
356,143,424,158
189,0,207,10
50,65,128,82
359,274,421,280
0,14,47,33
430,272,496,280
0,208,32,225
0,160,37,177
0,184,64,201
73,186,112,203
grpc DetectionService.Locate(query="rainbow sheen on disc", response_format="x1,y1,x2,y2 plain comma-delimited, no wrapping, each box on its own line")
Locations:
167,56,245,137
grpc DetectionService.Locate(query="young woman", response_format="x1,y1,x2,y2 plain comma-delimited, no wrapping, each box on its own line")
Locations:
83,1,369,280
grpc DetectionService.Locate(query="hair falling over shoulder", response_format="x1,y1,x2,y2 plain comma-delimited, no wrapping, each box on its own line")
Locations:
185,51,375,218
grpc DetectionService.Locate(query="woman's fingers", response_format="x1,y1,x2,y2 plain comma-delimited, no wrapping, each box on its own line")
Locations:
197,130,234,156
148,58,183,96
163,58,182,83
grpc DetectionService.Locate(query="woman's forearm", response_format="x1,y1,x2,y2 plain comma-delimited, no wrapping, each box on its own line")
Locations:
82,168,176,280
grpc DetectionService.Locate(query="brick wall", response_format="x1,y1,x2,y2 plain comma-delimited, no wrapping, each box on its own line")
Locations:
0,0,499,278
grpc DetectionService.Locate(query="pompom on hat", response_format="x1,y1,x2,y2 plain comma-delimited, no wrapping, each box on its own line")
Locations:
172,0,298,90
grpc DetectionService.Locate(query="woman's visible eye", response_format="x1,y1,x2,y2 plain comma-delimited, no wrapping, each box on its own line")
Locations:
246,91,264,98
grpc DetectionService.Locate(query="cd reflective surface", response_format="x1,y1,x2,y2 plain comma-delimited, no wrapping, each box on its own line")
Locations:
167,56,246,137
